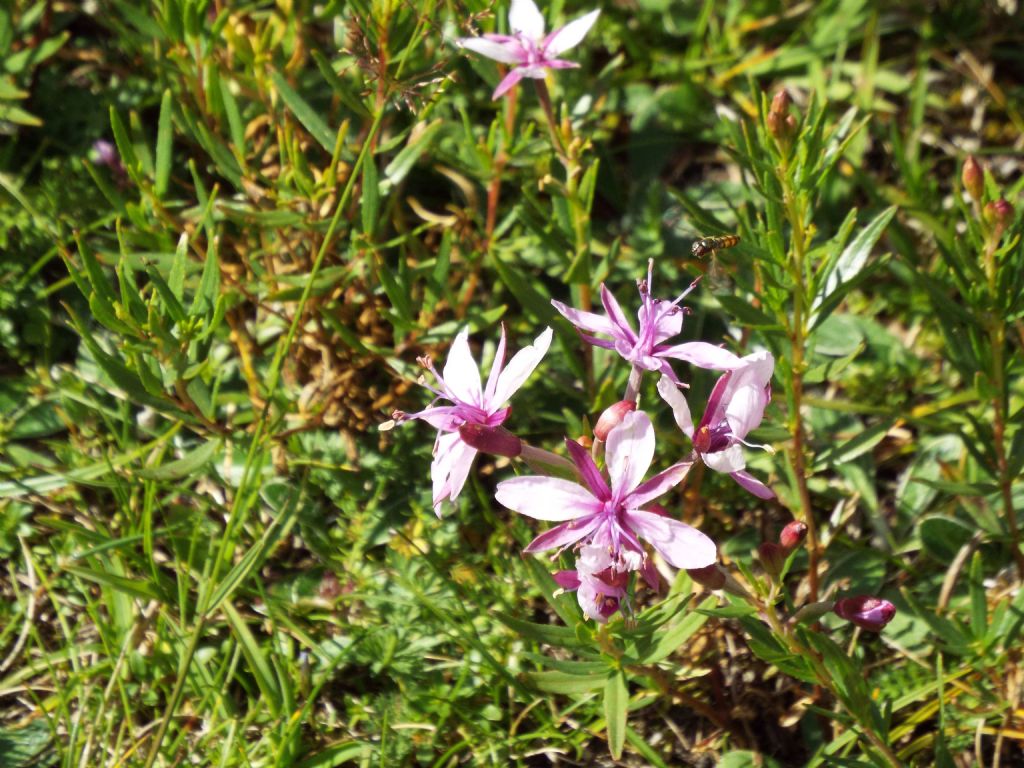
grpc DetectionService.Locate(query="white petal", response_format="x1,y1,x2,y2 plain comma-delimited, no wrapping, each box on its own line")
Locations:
456,36,525,65
488,327,552,409
509,0,545,39
544,9,599,56
495,475,597,521
606,410,655,498
656,375,694,438
441,328,482,406
723,351,773,439
431,433,478,513
702,444,746,474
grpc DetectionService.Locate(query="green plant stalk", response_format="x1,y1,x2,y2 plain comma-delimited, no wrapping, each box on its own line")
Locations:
983,241,1024,577
142,107,387,768
779,169,820,603
760,593,901,767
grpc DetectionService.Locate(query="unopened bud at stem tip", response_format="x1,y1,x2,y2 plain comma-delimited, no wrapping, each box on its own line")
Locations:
594,400,637,442
962,155,984,202
779,520,808,551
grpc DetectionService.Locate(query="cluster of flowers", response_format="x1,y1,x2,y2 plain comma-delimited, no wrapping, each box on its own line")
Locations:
387,0,897,633
392,265,775,622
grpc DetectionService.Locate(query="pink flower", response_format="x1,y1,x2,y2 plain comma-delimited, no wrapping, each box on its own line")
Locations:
495,410,717,570
552,262,743,385
553,545,627,623
394,326,552,514
657,350,776,499
456,0,599,99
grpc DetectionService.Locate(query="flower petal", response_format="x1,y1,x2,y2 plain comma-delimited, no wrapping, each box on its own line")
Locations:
551,299,617,336
627,461,692,508
600,284,637,343
543,9,599,56
483,324,509,403
657,341,742,370
566,437,611,500
442,328,482,406
657,375,694,438
702,443,746,474
492,68,526,99
495,475,598,521
431,433,478,514
509,0,545,39
457,36,526,64
723,351,773,439
731,469,775,499
524,515,601,552
625,510,717,569
489,327,552,409
606,410,655,498
553,570,581,590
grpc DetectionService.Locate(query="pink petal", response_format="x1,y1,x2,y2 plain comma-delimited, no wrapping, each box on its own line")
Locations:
551,299,617,336
483,324,509,403
600,284,637,343
457,36,526,64
553,570,581,590
627,461,692,508
488,327,552,409
565,438,610,499
657,341,742,370
543,9,600,56
405,405,462,432
656,376,694,438
508,0,545,39
731,470,775,499
442,329,482,406
606,410,655,499
492,69,525,99
723,352,773,439
431,433,478,515
495,475,598,521
524,515,600,552
624,510,717,569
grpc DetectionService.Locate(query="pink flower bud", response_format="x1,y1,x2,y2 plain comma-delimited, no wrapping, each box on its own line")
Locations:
833,596,896,632
593,400,637,441
984,197,1014,241
457,424,522,458
962,155,984,201
687,564,726,590
767,89,796,144
758,542,787,578
779,520,808,551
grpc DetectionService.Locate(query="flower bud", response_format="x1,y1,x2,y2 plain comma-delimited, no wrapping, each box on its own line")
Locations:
687,564,726,590
457,423,522,458
758,542,787,579
984,198,1014,241
779,520,808,551
833,596,896,632
962,155,984,202
767,89,796,145
593,400,637,442
791,600,834,626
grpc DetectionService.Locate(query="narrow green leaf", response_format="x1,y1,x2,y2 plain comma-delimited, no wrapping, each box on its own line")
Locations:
632,602,710,664
603,670,628,759
812,206,896,317
293,742,372,768
63,565,159,601
136,439,219,481
155,89,173,197
382,120,442,187
362,154,379,238
524,670,606,695
222,602,282,717
493,612,584,648
968,551,987,639
170,231,187,302
109,106,139,175
270,69,335,152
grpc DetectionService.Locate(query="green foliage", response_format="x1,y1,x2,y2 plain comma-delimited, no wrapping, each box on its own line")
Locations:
1,0,1023,766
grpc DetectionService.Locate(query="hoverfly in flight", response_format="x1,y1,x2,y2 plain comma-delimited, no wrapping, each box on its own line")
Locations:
691,234,740,259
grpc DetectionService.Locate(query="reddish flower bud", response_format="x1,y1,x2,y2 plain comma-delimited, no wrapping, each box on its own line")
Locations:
457,423,522,458
779,520,808,551
962,155,984,202
758,542,787,578
833,596,896,632
984,197,1014,241
593,400,637,441
767,89,796,145
687,564,726,590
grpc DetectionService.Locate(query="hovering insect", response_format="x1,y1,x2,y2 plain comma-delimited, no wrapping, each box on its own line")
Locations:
691,234,740,258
